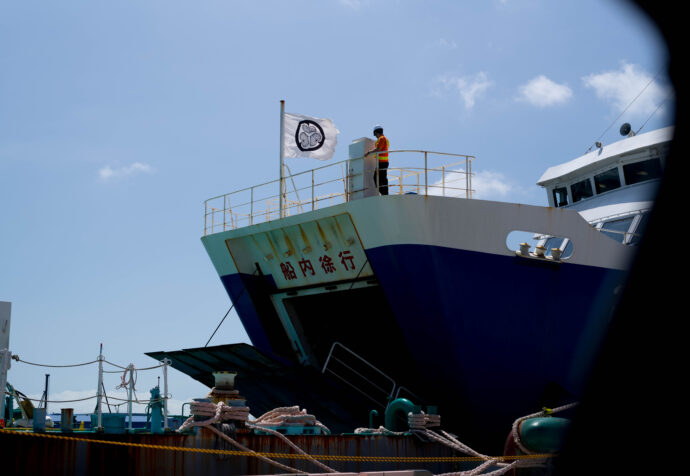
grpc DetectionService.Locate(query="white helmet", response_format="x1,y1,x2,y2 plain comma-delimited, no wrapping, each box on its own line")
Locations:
373,124,383,134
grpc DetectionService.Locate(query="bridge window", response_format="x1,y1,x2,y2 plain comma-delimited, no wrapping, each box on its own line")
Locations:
623,158,663,185
594,168,621,194
629,212,650,246
571,178,593,203
552,187,569,207
600,217,634,244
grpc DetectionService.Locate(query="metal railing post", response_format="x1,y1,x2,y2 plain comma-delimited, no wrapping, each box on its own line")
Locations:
162,358,170,431
223,195,227,231
345,163,350,202
250,188,254,225
203,202,208,236
424,151,428,196
311,169,315,210
466,156,471,199
442,166,446,197
96,351,104,431
470,156,473,198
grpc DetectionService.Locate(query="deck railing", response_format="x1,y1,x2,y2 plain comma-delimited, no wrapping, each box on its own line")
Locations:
203,150,475,235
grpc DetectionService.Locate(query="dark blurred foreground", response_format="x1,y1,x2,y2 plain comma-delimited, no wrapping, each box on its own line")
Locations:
554,3,684,475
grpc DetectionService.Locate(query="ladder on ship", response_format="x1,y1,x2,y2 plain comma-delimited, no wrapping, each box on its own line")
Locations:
321,341,426,410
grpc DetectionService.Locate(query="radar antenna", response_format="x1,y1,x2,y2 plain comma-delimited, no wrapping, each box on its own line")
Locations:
584,66,665,153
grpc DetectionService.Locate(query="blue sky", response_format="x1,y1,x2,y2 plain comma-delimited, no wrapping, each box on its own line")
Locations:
0,1,674,414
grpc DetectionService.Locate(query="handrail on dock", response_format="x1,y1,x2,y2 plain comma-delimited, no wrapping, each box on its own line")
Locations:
203,150,475,235
6,352,172,432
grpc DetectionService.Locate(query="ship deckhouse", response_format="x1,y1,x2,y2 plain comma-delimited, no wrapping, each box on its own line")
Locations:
537,126,672,248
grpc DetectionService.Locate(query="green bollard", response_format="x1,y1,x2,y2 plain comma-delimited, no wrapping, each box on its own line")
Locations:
519,417,571,453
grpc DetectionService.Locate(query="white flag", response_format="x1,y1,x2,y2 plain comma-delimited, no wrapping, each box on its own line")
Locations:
283,112,339,161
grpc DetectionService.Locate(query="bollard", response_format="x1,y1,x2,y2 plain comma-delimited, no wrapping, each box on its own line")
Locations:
33,407,46,433
61,408,74,433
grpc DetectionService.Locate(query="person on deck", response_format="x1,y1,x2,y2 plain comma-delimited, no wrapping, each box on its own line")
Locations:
368,125,389,195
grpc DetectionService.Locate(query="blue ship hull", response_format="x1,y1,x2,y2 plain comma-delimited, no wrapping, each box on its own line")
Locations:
217,240,626,450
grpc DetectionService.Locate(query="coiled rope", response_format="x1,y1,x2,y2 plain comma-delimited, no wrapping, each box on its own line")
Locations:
177,401,336,474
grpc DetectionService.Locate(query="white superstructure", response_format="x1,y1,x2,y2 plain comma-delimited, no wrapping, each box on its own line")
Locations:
535,126,672,255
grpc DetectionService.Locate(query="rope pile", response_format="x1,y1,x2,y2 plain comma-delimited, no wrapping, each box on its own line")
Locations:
249,406,331,435
408,411,441,430
184,400,250,425
177,401,336,474
354,426,405,435
246,406,335,473
354,410,440,435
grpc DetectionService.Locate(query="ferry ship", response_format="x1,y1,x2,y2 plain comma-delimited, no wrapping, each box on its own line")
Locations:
148,124,671,452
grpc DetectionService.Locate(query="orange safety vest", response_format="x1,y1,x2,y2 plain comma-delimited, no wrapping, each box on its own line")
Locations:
375,135,389,162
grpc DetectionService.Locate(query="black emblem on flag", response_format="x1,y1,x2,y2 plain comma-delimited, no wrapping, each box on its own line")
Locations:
296,120,325,152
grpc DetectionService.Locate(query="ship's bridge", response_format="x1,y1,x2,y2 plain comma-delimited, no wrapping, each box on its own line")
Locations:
203,137,475,235
536,126,672,247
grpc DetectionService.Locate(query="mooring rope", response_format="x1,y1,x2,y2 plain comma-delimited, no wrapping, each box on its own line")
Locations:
178,400,337,473
178,401,303,473
510,402,577,456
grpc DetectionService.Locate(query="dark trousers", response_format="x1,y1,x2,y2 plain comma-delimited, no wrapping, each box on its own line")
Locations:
374,161,389,195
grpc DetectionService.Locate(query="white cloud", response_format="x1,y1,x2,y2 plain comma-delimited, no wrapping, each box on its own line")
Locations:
472,170,515,198
582,62,672,117
434,72,493,109
437,38,458,49
517,75,573,107
338,0,362,8
99,162,154,181
430,168,540,203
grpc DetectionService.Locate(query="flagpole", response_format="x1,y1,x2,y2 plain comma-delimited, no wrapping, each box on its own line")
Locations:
279,100,285,219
